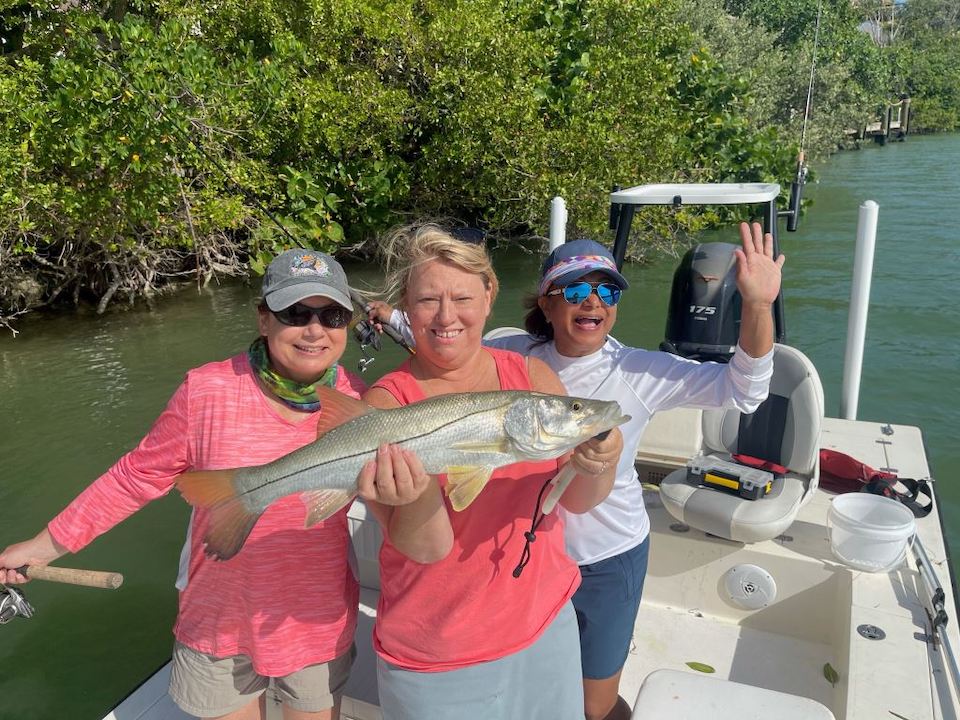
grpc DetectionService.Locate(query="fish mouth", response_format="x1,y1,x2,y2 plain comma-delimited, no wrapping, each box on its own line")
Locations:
594,411,631,435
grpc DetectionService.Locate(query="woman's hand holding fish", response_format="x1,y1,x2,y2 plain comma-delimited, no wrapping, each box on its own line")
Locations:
357,443,432,506
561,428,624,514
357,443,453,563
570,427,623,477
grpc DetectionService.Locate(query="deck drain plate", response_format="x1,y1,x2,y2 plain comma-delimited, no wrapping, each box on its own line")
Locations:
857,624,886,640
720,564,777,610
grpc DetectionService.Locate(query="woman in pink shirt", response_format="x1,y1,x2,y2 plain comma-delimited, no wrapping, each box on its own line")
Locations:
358,223,625,720
0,250,367,720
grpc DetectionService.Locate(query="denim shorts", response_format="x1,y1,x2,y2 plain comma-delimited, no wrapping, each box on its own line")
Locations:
572,537,650,680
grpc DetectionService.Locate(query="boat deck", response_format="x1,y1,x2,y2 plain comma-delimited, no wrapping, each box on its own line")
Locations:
105,416,956,720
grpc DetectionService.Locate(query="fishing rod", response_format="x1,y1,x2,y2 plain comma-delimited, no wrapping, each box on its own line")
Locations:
81,30,415,369
1,565,125,625
780,0,823,233
348,288,415,372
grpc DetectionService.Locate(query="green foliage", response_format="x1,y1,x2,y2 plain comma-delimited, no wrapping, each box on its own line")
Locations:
2,0,959,326
887,0,960,132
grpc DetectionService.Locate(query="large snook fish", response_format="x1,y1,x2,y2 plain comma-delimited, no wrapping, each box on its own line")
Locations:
177,386,629,560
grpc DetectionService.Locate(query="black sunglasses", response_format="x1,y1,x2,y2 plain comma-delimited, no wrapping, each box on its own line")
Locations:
272,303,352,328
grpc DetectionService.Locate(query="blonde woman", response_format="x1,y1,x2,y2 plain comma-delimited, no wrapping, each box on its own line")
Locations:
359,222,624,720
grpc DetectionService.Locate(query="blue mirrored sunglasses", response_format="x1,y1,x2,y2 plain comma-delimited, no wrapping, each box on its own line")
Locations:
545,281,622,306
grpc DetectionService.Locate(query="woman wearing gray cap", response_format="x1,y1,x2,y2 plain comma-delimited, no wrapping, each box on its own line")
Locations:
487,222,784,720
0,249,368,720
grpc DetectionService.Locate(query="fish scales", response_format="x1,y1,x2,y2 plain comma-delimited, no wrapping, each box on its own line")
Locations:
177,388,630,559
236,392,523,510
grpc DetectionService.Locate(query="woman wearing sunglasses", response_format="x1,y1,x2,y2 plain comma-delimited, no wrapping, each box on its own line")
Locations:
0,249,368,720
487,222,784,720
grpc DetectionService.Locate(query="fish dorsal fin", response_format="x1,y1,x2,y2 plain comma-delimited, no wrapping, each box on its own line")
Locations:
444,465,494,511
314,385,374,439
303,489,357,527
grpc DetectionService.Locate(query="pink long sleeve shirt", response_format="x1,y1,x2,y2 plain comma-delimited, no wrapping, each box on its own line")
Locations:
48,354,365,675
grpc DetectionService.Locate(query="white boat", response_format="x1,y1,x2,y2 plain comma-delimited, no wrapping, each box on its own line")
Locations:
102,184,957,720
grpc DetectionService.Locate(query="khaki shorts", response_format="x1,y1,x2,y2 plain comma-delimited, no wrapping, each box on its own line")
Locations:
168,641,356,717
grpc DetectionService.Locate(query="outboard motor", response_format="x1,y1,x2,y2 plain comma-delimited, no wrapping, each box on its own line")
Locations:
661,242,741,362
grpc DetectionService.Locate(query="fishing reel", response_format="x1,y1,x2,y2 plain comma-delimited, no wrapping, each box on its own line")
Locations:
0,585,34,624
352,317,382,373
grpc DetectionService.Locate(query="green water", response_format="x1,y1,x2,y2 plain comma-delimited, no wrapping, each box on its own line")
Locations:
0,134,957,719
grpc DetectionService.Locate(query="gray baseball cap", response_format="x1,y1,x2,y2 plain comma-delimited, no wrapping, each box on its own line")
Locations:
262,249,353,311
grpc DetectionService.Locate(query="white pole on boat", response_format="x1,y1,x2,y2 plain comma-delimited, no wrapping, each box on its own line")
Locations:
549,197,567,251
840,200,879,420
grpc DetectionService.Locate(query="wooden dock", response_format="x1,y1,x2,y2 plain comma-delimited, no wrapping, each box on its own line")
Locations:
845,98,911,146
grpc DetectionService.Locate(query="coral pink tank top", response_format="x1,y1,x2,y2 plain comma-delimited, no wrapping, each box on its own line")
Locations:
371,348,581,671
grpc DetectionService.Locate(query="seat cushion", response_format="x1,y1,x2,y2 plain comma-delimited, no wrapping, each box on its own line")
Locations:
632,669,835,720
659,466,806,543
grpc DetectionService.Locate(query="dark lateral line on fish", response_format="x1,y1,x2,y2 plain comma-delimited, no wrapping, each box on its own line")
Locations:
235,403,512,500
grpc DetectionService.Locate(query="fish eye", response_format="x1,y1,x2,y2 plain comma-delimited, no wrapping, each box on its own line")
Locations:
571,401,583,411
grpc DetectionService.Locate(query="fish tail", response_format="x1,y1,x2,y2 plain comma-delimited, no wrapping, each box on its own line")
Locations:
203,500,262,561
176,469,260,560
176,469,239,508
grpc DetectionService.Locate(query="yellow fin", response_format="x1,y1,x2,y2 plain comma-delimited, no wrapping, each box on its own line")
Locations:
303,489,356,527
444,465,494,511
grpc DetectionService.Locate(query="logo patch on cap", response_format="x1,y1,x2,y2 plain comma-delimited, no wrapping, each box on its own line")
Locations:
290,253,331,277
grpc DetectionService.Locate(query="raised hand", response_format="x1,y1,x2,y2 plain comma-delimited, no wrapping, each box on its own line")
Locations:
734,221,786,307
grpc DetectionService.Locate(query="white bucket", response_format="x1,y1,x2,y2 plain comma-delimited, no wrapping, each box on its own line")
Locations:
827,493,916,572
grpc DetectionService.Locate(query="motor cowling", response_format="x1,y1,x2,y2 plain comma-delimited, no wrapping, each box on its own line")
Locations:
661,242,741,362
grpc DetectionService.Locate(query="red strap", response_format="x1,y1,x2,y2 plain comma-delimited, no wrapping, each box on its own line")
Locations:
819,448,897,482
732,453,790,475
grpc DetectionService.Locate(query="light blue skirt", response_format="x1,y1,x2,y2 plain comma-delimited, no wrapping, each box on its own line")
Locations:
377,601,584,720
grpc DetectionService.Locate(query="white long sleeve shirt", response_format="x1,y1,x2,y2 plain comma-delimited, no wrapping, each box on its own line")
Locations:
485,334,773,565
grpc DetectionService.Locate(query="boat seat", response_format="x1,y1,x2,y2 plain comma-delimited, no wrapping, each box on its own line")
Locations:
632,669,836,719
482,326,527,341
659,344,824,543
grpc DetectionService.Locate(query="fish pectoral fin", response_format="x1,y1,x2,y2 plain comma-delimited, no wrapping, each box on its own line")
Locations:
444,466,494,511
303,489,357,527
449,439,511,454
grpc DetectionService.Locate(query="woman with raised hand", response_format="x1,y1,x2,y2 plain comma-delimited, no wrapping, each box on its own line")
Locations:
486,221,784,720
0,249,368,720
356,222,624,720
